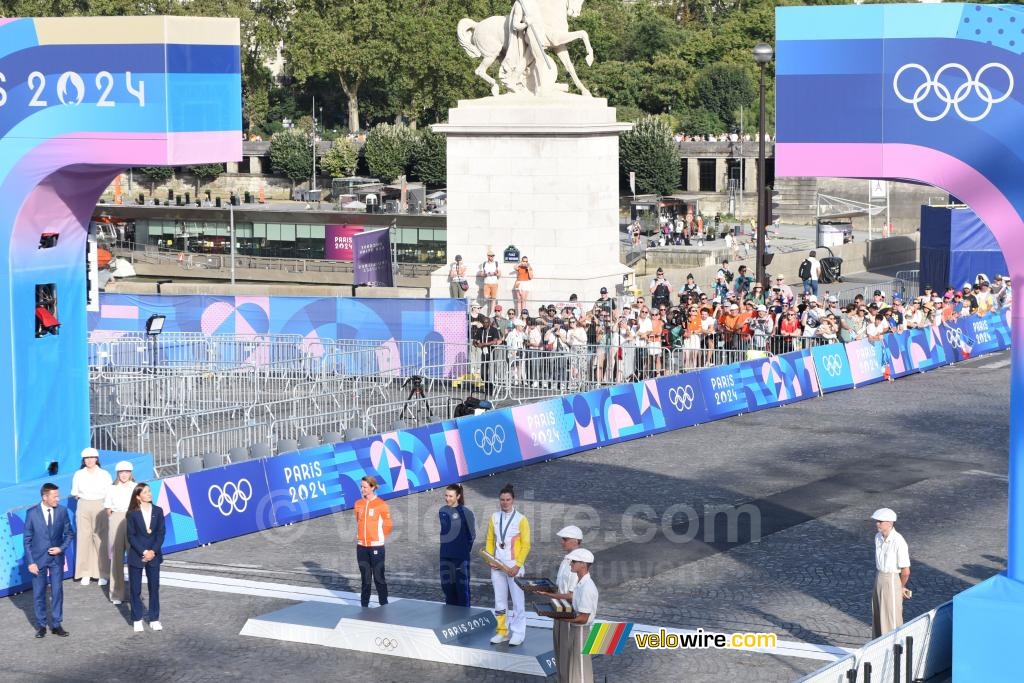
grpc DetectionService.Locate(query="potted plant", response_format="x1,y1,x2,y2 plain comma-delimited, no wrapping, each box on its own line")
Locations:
706,224,717,241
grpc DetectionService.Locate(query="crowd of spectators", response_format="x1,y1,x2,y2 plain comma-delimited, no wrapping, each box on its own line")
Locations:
466,269,1012,392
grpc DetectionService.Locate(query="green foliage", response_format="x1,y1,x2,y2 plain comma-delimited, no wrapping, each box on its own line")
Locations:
615,105,646,123
269,128,313,186
691,63,756,130
411,129,447,187
188,164,224,183
363,123,417,183
137,166,174,184
619,116,679,196
320,139,360,179
677,108,725,136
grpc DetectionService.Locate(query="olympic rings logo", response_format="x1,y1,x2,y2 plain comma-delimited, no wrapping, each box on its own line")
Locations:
474,426,506,455
893,62,1013,122
208,479,253,516
375,637,399,650
668,385,696,412
945,327,965,349
822,354,844,378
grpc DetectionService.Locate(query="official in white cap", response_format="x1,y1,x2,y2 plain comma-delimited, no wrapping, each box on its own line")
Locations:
871,507,911,637
562,547,598,683
534,526,585,671
103,461,136,604
71,447,113,586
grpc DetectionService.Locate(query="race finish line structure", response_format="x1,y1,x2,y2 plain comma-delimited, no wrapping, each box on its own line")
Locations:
0,16,241,484
776,4,1024,680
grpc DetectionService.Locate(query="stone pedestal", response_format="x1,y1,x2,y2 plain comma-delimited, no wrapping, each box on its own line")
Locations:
431,94,632,306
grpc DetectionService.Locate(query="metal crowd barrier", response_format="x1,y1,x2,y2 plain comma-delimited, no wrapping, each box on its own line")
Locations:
268,408,362,446
796,601,952,683
175,423,269,470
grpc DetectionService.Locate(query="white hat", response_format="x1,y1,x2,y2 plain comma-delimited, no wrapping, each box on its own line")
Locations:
756,304,768,312
115,460,133,472
566,548,595,563
557,525,584,540
729,303,739,310
81,447,99,459
807,294,817,302
871,507,898,522
513,318,526,327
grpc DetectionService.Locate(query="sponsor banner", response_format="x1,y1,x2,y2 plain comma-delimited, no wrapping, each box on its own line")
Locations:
456,410,522,475
511,397,578,462
812,343,855,392
263,446,344,526
697,364,749,419
186,460,273,545
655,374,710,430
883,331,915,379
907,326,952,372
353,228,394,287
324,224,364,261
744,350,821,408
845,338,886,386
562,381,668,448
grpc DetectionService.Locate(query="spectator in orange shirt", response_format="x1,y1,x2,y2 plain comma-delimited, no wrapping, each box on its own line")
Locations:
734,301,756,349
354,475,393,608
718,302,741,348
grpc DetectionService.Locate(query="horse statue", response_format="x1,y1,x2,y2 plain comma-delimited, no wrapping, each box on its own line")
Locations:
456,0,595,97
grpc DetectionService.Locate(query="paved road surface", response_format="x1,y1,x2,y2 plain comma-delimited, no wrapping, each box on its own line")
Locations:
1,350,1009,682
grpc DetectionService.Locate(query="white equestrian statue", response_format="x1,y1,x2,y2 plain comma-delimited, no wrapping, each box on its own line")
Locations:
456,0,595,97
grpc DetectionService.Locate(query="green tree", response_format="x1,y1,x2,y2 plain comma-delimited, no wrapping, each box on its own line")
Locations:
286,0,394,133
269,128,313,189
136,166,174,195
187,163,224,196
619,116,679,196
319,139,360,179
363,123,417,182
411,129,446,187
691,63,756,130
677,107,725,136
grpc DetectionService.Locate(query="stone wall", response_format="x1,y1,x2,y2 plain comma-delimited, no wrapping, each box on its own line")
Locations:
99,172,316,204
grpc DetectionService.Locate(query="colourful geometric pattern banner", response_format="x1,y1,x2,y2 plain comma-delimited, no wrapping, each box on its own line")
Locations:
0,312,1009,596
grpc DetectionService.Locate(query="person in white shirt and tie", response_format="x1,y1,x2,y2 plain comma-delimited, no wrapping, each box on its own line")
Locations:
871,507,911,637
71,447,113,586
562,548,599,683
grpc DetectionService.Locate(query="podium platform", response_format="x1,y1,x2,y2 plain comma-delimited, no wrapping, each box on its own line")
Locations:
240,600,557,677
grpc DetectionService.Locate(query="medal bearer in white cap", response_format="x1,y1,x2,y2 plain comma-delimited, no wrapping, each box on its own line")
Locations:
563,548,598,683
103,461,136,604
71,448,113,586
535,526,584,673
871,507,911,637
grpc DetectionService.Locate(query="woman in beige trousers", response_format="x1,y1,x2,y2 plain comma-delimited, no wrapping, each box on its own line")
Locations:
71,448,113,584
104,461,136,603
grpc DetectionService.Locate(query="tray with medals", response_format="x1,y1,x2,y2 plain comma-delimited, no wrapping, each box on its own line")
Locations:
533,597,577,620
515,577,556,594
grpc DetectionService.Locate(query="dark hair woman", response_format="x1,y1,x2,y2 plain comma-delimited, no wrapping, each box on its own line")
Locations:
438,484,476,606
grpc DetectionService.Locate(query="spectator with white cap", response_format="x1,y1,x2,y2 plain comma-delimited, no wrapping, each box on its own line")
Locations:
774,274,794,301
801,295,823,338
479,248,501,315
71,447,113,586
103,461,136,605
749,305,774,351
870,507,911,637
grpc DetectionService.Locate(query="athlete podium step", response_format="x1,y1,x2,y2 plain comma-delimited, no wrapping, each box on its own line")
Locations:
240,599,557,677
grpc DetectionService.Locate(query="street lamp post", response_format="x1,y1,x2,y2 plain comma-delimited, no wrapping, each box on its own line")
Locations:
753,42,773,286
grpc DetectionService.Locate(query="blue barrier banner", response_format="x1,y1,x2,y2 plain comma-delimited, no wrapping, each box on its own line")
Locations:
697,364,750,419
883,332,915,379
935,321,967,363
957,311,1012,357
263,446,344,526
845,338,886,386
655,374,711,429
743,350,821,408
907,326,952,372
186,460,273,544
455,410,523,475
812,343,855,392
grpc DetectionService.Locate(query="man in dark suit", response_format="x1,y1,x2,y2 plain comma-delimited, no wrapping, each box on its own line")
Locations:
23,482,74,638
